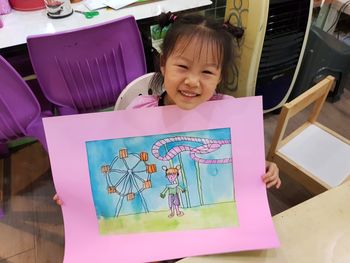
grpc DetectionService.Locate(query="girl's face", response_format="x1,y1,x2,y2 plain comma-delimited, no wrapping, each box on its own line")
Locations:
160,37,222,110
166,172,178,183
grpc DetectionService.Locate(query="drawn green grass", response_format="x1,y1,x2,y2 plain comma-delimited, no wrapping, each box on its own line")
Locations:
99,201,238,235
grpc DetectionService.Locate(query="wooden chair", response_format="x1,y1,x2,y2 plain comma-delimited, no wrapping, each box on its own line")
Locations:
267,76,350,194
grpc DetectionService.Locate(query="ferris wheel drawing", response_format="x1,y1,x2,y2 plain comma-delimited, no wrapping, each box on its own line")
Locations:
101,148,157,217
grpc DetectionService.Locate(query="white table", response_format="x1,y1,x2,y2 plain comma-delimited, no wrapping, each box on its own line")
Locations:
0,0,212,49
180,180,350,263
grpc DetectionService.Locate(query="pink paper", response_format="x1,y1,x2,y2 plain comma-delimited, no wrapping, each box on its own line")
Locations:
43,96,279,262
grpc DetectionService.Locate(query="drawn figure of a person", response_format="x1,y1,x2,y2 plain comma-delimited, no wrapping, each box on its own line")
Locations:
160,165,185,218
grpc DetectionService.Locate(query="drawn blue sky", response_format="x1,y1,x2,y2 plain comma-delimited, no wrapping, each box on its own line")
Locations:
86,128,235,219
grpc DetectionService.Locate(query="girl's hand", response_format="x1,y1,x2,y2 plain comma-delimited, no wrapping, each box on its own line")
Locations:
53,193,64,206
262,161,281,189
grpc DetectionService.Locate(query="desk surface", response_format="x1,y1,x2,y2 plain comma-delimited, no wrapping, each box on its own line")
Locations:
0,0,212,49
180,180,350,263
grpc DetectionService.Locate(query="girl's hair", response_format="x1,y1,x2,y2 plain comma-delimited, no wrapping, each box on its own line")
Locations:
150,12,243,95
165,167,179,176
162,165,180,177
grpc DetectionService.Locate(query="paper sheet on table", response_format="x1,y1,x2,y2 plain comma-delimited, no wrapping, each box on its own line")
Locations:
104,0,137,10
43,97,279,262
84,0,107,10
74,3,90,12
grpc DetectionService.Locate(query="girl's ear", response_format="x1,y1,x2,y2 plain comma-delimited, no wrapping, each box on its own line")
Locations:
215,72,224,92
160,55,165,75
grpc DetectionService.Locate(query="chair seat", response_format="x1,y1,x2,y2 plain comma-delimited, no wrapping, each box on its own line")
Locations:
278,124,350,188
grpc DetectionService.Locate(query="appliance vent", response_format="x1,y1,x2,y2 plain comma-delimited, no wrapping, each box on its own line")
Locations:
255,0,310,110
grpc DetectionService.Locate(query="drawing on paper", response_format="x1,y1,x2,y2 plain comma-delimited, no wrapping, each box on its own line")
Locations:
86,128,238,235
100,149,157,218
160,165,186,218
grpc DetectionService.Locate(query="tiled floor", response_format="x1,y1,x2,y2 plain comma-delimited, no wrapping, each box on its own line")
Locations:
0,143,64,262
0,88,349,263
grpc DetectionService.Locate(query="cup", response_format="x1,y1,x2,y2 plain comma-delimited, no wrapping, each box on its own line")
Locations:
44,0,73,18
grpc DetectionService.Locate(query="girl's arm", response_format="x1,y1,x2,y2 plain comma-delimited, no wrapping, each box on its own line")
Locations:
160,188,168,198
262,161,281,189
177,185,185,193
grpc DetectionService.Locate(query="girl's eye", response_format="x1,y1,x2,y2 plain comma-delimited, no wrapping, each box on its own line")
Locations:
177,64,188,69
203,70,214,75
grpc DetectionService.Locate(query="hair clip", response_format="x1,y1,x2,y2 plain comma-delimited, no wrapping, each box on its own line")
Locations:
169,13,177,22
222,21,244,40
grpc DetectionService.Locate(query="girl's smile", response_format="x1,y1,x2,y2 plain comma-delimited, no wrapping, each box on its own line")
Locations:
179,90,199,97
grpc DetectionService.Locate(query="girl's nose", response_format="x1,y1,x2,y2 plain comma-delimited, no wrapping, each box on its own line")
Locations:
184,74,200,88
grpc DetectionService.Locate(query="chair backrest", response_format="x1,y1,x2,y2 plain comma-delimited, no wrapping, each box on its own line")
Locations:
0,55,41,143
114,72,154,110
0,55,48,154
27,15,147,115
268,76,334,158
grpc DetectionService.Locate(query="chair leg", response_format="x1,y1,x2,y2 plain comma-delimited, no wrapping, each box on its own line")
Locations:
0,156,11,218
0,207,3,219
0,143,9,158
0,158,4,218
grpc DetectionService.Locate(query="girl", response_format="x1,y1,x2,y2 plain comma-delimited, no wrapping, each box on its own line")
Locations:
54,13,280,205
160,165,186,218
126,12,281,189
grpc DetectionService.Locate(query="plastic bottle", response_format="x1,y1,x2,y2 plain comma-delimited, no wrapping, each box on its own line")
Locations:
0,0,11,15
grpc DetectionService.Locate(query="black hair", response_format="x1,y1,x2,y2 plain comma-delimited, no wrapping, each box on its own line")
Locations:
149,12,243,95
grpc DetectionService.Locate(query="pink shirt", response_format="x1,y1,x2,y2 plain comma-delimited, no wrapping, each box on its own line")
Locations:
126,93,234,109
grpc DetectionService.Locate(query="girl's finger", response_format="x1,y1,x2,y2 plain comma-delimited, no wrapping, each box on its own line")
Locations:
266,178,278,188
262,173,277,183
275,178,282,189
267,178,281,189
53,194,63,205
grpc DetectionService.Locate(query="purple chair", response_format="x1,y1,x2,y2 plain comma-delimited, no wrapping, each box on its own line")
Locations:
27,15,147,115
0,55,50,155
0,55,52,218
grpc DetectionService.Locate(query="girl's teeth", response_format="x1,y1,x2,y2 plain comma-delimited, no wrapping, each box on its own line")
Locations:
181,91,197,97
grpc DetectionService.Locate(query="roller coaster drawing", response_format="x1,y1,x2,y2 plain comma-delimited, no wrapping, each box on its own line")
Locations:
151,136,232,164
